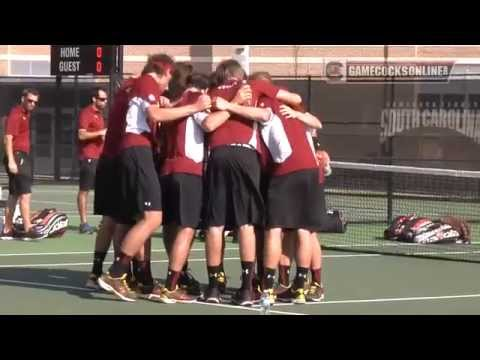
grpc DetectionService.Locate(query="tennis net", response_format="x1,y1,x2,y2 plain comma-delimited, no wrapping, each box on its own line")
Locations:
322,161,480,262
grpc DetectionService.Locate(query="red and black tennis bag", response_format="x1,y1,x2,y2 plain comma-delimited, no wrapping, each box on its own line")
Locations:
384,215,468,244
14,208,69,238
401,217,461,244
383,214,417,240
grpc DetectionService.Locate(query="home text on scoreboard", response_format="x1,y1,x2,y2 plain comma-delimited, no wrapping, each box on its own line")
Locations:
50,45,114,76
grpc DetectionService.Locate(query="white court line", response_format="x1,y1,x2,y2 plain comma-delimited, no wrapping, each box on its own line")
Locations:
412,250,480,256
31,200,78,206
5,279,480,314
0,262,107,268
40,213,97,216
0,278,90,292
48,275,67,279
0,247,238,257
333,242,480,247
0,277,303,315
273,293,480,306
324,254,381,258
0,257,240,268
0,254,382,268
0,249,380,258
31,190,83,193
197,301,305,315
1,278,480,310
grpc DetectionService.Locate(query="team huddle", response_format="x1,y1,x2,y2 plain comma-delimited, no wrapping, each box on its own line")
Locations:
84,53,331,306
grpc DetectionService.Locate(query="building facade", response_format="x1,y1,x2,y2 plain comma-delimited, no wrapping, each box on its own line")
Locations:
1,45,480,77
2,45,480,177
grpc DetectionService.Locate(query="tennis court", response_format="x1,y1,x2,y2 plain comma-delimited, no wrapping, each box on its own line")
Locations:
1,183,480,315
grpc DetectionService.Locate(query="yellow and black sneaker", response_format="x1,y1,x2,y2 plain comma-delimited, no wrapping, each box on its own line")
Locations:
97,273,137,302
306,282,325,302
137,282,176,304
217,271,227,294
292,287,306,305
161,286,197,303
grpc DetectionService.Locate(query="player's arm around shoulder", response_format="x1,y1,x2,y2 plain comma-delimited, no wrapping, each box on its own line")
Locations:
279,104,323,130
147,94,211,124
213,97,273,124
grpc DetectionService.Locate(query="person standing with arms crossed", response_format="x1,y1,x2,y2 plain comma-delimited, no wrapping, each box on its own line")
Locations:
77,87,108,234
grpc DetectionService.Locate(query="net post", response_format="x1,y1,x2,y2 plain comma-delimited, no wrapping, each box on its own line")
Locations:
72,75,79,179
108,45,123,115
384,44,395,224
54,75,62,181
0,185,3,230
387,172,393,223
307,75,312,112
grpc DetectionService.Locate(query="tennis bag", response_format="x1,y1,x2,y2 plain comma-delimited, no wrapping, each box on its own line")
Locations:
402,217,461,244
438,216,472,243
384,215,468,244
319,209,348,233
383,214,417,240
14,208,69,238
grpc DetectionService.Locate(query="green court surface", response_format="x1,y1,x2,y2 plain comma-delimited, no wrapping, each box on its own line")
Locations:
1,184,480,315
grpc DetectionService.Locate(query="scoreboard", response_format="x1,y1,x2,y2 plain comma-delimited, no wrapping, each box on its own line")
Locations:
50,45,115,76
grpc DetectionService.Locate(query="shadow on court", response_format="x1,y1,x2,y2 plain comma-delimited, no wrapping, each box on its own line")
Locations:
0,266,242,305
0,267,119,302
64,225,166,239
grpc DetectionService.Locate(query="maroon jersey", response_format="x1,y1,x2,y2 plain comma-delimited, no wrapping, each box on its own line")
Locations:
259,96,317,177
120,74,162,150
102,78,136,158
160,90,208,177
248,79,281,106
207,78,280,151
5,105,30,154
78,104,105,160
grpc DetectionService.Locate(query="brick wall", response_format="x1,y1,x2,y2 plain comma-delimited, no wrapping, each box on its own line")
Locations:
0,61,7,75
123,45,480,77
1,45,480,76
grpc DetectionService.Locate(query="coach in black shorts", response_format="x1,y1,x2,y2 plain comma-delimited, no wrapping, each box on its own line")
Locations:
2,89,40,239
77,88,108,234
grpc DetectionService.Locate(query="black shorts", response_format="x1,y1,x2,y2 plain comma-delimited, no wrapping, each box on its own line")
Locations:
94,155,119,218
267,168,326,232
260,171,270,203
203,145,264,229
161,173,203,228
3,151,32,196
79,158,98,191
117,146,162,223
